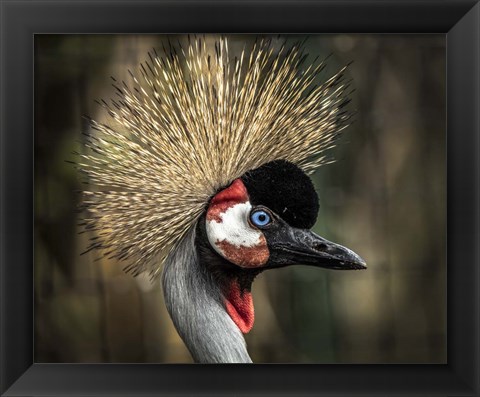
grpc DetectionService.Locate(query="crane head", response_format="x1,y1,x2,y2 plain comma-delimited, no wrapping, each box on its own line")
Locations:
203,160,366,333
205,159,366,272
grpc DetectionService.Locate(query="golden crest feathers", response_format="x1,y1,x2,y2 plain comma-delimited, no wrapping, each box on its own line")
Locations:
78,36,352,278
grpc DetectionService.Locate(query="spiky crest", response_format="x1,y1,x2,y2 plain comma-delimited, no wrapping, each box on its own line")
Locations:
78,35,352,278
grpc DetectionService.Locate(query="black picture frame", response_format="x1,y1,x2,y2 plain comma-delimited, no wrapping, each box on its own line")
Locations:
1,0,479,396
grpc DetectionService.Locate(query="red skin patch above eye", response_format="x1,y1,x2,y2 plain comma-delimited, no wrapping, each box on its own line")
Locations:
223,280,254,334
206,179,249,223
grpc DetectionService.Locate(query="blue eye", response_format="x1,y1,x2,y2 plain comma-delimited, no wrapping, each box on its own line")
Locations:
250,210,271,227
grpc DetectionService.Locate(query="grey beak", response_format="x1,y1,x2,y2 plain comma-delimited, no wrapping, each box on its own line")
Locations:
266,224,367,270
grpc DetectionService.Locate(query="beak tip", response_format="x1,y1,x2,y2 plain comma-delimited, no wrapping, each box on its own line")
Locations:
353,256,367,270
346,251,367,270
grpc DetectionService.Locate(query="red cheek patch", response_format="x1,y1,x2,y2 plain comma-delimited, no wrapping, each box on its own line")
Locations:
216,239,269,268
206,179,249,222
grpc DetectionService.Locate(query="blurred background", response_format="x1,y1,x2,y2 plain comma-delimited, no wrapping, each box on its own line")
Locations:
34,34,446,363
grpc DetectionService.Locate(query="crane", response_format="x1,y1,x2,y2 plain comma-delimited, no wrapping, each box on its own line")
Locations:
79,36,366,363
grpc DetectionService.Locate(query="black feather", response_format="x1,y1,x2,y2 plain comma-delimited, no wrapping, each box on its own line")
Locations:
241,160,319,229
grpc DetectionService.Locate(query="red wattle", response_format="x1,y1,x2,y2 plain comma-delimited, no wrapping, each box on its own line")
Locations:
224,280,254,334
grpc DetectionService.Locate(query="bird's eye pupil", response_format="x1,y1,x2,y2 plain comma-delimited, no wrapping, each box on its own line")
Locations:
250,210,271,227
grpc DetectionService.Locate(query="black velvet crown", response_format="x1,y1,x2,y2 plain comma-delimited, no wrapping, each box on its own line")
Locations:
241,160,319,229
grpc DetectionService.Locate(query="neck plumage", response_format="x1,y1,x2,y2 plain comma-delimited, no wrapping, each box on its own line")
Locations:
162,227,253,363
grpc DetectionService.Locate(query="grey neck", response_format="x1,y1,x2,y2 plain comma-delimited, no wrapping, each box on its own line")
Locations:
161,227,252,363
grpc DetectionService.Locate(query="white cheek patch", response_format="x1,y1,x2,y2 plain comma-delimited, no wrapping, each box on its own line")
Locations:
206,201,261,250
206,201,270,268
